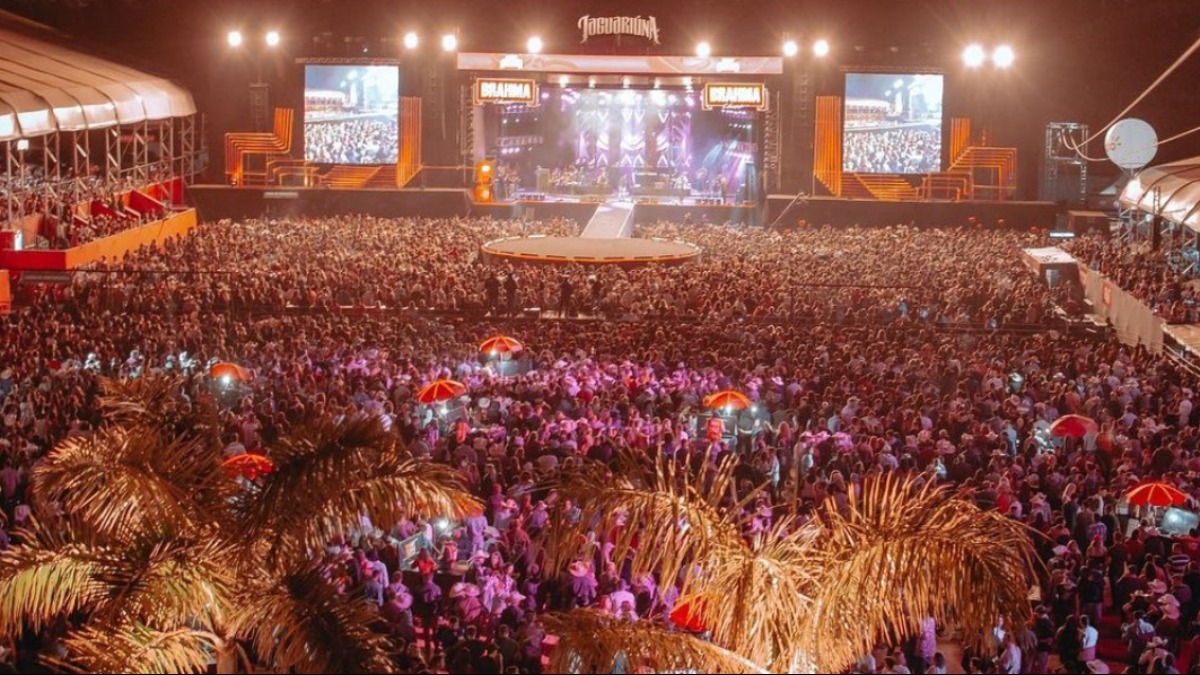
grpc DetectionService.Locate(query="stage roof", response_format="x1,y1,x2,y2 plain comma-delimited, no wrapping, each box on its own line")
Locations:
0,12,195,141
1121,158,1200,234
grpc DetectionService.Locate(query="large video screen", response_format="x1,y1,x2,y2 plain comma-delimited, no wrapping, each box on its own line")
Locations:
304,65,400,165
843,73,944,174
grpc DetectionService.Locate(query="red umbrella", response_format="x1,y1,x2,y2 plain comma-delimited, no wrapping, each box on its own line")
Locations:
1049,414,1098,439
415,379,467,405
480,335,524,356
704,390,751,411
670,598,708,633
210,362,251,382
222,454,274,482
1126,482,1189,508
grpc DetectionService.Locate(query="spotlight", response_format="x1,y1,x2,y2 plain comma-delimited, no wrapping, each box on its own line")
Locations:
588,76,596,89
696,41,712,58
782,40,799,58
442,33,458,52
436,518,451,533
559,74,569,87
403,32,419,50
963,44,986,68
813,39,831,57
527,36,543,54
227,30,244,48
993,45,1015,68
265,30,281,48
16,139,29,152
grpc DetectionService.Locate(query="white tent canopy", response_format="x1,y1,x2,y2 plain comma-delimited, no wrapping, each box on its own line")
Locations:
1120,158,1200,234
0,16,195,142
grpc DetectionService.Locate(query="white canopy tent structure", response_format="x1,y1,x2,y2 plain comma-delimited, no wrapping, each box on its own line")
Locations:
1119,158,1200,277
0,11,201,224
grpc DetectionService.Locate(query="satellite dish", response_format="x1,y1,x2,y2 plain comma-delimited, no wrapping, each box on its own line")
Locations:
1105,118,1158,171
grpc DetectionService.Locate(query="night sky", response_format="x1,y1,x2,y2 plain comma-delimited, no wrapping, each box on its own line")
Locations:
4,0,1198,187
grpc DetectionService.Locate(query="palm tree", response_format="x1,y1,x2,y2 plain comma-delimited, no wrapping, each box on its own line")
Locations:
542,453,1038,674
0,376,478,673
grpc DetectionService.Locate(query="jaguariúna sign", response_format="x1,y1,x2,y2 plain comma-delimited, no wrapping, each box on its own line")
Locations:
579,15,661,44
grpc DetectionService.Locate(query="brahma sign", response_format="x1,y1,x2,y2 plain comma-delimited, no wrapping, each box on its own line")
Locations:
703,83,769,111
474,78,539,106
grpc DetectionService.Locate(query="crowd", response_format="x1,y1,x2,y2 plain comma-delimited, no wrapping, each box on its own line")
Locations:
1066,234,1200,324
61,215,1055,330
844,127,943,174
305,118,400,164
5,214,1200,673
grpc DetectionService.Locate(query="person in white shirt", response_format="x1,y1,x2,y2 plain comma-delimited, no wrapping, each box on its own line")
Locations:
927,652,948,675
1000,633,1022,674
1079,614,1099,662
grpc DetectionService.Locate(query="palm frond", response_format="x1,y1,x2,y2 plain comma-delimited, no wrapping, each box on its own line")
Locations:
542,453,745,588
93,536,236,630
799,475,1037,672
681,518,821,673
235,416,477,569
98,376,222,448
0,529,108,636
543,610,768,674
53,625,216,674
32,426,225,540
233,566,396,674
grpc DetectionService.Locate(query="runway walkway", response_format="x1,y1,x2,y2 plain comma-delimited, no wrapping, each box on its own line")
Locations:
580,201,635,239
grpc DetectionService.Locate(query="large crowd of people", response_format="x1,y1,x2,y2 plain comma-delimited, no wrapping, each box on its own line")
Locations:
4,214,1200,673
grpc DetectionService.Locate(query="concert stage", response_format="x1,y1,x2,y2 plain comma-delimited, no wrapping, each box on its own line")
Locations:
482,236,701,266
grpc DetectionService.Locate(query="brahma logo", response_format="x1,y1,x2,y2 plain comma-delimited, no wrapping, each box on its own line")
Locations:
475,79,538,105
703,83,768,110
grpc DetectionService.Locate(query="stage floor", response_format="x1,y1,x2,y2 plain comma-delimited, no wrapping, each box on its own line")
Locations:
481,236,701,265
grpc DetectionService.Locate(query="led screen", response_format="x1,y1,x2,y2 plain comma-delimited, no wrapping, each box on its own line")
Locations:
843,73,943,174
304,65,400,164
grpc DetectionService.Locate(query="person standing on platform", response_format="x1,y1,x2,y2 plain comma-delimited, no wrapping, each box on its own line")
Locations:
485,273,500,313
504,274,519,315
559,276,574,318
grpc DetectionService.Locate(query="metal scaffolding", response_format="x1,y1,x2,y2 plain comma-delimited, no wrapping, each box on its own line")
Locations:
3,114,206,227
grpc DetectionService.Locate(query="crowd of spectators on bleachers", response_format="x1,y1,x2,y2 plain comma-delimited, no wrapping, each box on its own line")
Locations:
1066,235,1200,324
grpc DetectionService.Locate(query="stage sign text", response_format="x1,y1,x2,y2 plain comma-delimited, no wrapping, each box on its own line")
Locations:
703,83,769,111
579,15,661,44
474,78,539,106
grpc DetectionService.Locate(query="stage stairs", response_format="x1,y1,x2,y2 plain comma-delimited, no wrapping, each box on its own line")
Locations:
321,166,383,189
852,174,921,201
581,201,636,239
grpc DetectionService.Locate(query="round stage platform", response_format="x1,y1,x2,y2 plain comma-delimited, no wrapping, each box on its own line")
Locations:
481,236,702,265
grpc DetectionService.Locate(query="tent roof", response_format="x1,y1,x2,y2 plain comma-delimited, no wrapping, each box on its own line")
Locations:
1120,157,1200,234
0,13,194,141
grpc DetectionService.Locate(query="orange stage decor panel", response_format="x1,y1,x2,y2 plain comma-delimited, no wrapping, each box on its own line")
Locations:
814,96,844,197
0,270,10,315
0,210,198,271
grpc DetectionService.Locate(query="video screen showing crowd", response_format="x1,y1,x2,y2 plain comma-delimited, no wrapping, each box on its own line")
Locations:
843,73,944,175
304,65,401,165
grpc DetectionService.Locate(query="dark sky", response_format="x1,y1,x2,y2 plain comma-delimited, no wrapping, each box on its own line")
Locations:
3,0,1200,184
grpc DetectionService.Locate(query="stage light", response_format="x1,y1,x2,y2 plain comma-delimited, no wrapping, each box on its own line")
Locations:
403,32,419,50
227,30,244,48
559,75,569,87
16,139,29,152
782,40,799,58
623,76,631,89
993,45,1015,68
442,34,458,52
813,39,831,57
963,44,986,68
588,76,596,89
265,30,281,48
696,41,712,58
527,36,543,54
